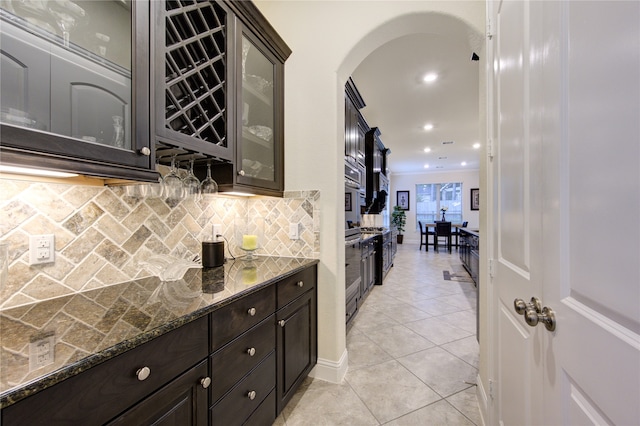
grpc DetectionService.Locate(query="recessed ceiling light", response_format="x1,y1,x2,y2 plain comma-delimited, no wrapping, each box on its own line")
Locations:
424,164,430,169
423,147,431,153
423,123,434,131
473,143,481,149
423,73,438,83
461,161,467,166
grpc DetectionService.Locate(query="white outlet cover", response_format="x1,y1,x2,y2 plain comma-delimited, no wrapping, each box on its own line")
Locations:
29,234,55,265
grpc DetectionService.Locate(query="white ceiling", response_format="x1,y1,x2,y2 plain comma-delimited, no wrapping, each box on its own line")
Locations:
351,33,481,175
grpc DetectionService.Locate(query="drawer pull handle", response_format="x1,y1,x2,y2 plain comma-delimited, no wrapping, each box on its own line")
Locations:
278,319,286,327
248,390,257,400
200,377,212,389
297,281,304,288
136,366,151,381
248,307,256,316
247,347,256,356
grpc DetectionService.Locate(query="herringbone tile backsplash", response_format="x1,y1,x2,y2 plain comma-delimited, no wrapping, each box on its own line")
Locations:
0,177,319,309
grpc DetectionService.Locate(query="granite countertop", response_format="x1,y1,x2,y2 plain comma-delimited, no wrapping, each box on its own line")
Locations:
0,256,319,408
459,228,480,237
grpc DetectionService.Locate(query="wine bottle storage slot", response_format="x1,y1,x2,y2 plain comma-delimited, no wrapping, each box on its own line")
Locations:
161,1,227,148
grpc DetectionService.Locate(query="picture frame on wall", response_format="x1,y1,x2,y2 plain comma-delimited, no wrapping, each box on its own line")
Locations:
470,188,480,210
397,190,410,210
345,193,352,211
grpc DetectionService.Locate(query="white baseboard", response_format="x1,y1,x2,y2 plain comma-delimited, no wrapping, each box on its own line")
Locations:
308,348,348,383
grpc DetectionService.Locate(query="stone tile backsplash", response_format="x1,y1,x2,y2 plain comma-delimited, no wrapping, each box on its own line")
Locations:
0,178,319,309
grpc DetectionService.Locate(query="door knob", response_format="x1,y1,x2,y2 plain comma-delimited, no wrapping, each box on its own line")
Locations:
514,297,542,315
514,297,556,332
524,306,556,331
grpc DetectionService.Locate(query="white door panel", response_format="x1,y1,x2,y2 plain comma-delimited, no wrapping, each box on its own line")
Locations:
494,1,544,424
544,2,640,424
490,0,640,424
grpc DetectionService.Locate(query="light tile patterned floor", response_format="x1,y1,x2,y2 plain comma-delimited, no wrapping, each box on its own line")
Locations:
274,242,481,425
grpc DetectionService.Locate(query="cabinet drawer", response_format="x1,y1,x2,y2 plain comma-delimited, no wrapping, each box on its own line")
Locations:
210,286,276,351
2,316,209,425
211,315,275,403
210,351,276,426
277,266,317,309
245,389,276,426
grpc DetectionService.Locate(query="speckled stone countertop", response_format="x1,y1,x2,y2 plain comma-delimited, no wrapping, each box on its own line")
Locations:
0,256,318,408
459,228,480,237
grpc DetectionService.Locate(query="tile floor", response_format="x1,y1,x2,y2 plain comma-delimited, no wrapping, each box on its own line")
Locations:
274,242,481,425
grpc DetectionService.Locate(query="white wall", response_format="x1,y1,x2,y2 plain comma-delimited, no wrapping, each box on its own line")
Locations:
253,0,485,383
390,169,480,244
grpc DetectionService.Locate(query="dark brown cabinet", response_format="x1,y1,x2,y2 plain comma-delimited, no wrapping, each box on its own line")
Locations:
0,1,156,181
345,77,367,166
276,267,317,414
153,0,291,196
209,285,277,425
1,316,209,425
107,360,209,425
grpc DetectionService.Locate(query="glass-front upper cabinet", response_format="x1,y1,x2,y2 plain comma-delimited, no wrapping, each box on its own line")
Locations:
236,29,283,191
0,0,154,180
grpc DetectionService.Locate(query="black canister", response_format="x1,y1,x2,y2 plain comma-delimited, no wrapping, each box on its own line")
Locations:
202,240,225,268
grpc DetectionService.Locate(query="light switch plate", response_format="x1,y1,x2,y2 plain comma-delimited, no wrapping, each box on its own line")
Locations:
289,223,299,240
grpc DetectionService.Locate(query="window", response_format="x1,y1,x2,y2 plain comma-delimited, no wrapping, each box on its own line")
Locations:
415,182,463,226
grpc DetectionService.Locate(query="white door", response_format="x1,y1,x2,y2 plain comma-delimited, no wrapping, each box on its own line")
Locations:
491,0,640,425
492,0,544,423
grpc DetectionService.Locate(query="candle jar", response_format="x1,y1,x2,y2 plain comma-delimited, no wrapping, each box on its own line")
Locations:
235,216,264,260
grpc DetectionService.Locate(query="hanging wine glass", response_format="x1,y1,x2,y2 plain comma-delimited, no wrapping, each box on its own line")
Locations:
182,159,200,199
163,155,184,203
200,162,218,200
48,0,86,47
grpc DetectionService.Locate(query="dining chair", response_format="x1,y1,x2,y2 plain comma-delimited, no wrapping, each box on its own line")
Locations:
418,221,434,251
452,221,468,248
435,221,452,253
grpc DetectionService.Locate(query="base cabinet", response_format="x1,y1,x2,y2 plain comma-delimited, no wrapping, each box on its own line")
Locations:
0,265,317,425
1,316,209,425
275,266,318,414
107,360,209,425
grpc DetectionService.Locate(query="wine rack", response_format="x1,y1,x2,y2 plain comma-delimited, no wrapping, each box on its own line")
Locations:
161,0,227,151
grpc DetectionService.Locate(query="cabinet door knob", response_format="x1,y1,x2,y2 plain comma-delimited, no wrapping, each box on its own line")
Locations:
238,170,246,176
247,307,256,316
136,366,151,381
247,390,256,400
278,319,285,327
247,347,256,356
297,281,304,288
139,147,151,156
200,377,212,388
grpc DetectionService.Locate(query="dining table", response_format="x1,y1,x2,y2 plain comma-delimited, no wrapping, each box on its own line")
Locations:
422,222,464,250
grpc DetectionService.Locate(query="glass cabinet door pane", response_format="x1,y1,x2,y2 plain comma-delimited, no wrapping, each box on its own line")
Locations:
240,35,275,182
0,1,132,150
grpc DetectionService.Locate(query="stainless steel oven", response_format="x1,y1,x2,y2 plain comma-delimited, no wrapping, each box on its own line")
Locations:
345,161,365,228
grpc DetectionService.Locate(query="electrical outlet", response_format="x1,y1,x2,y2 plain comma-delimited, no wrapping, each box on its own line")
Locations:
29,335,55,370
289,223,299,240
29,234,55,265
213,224,222,238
